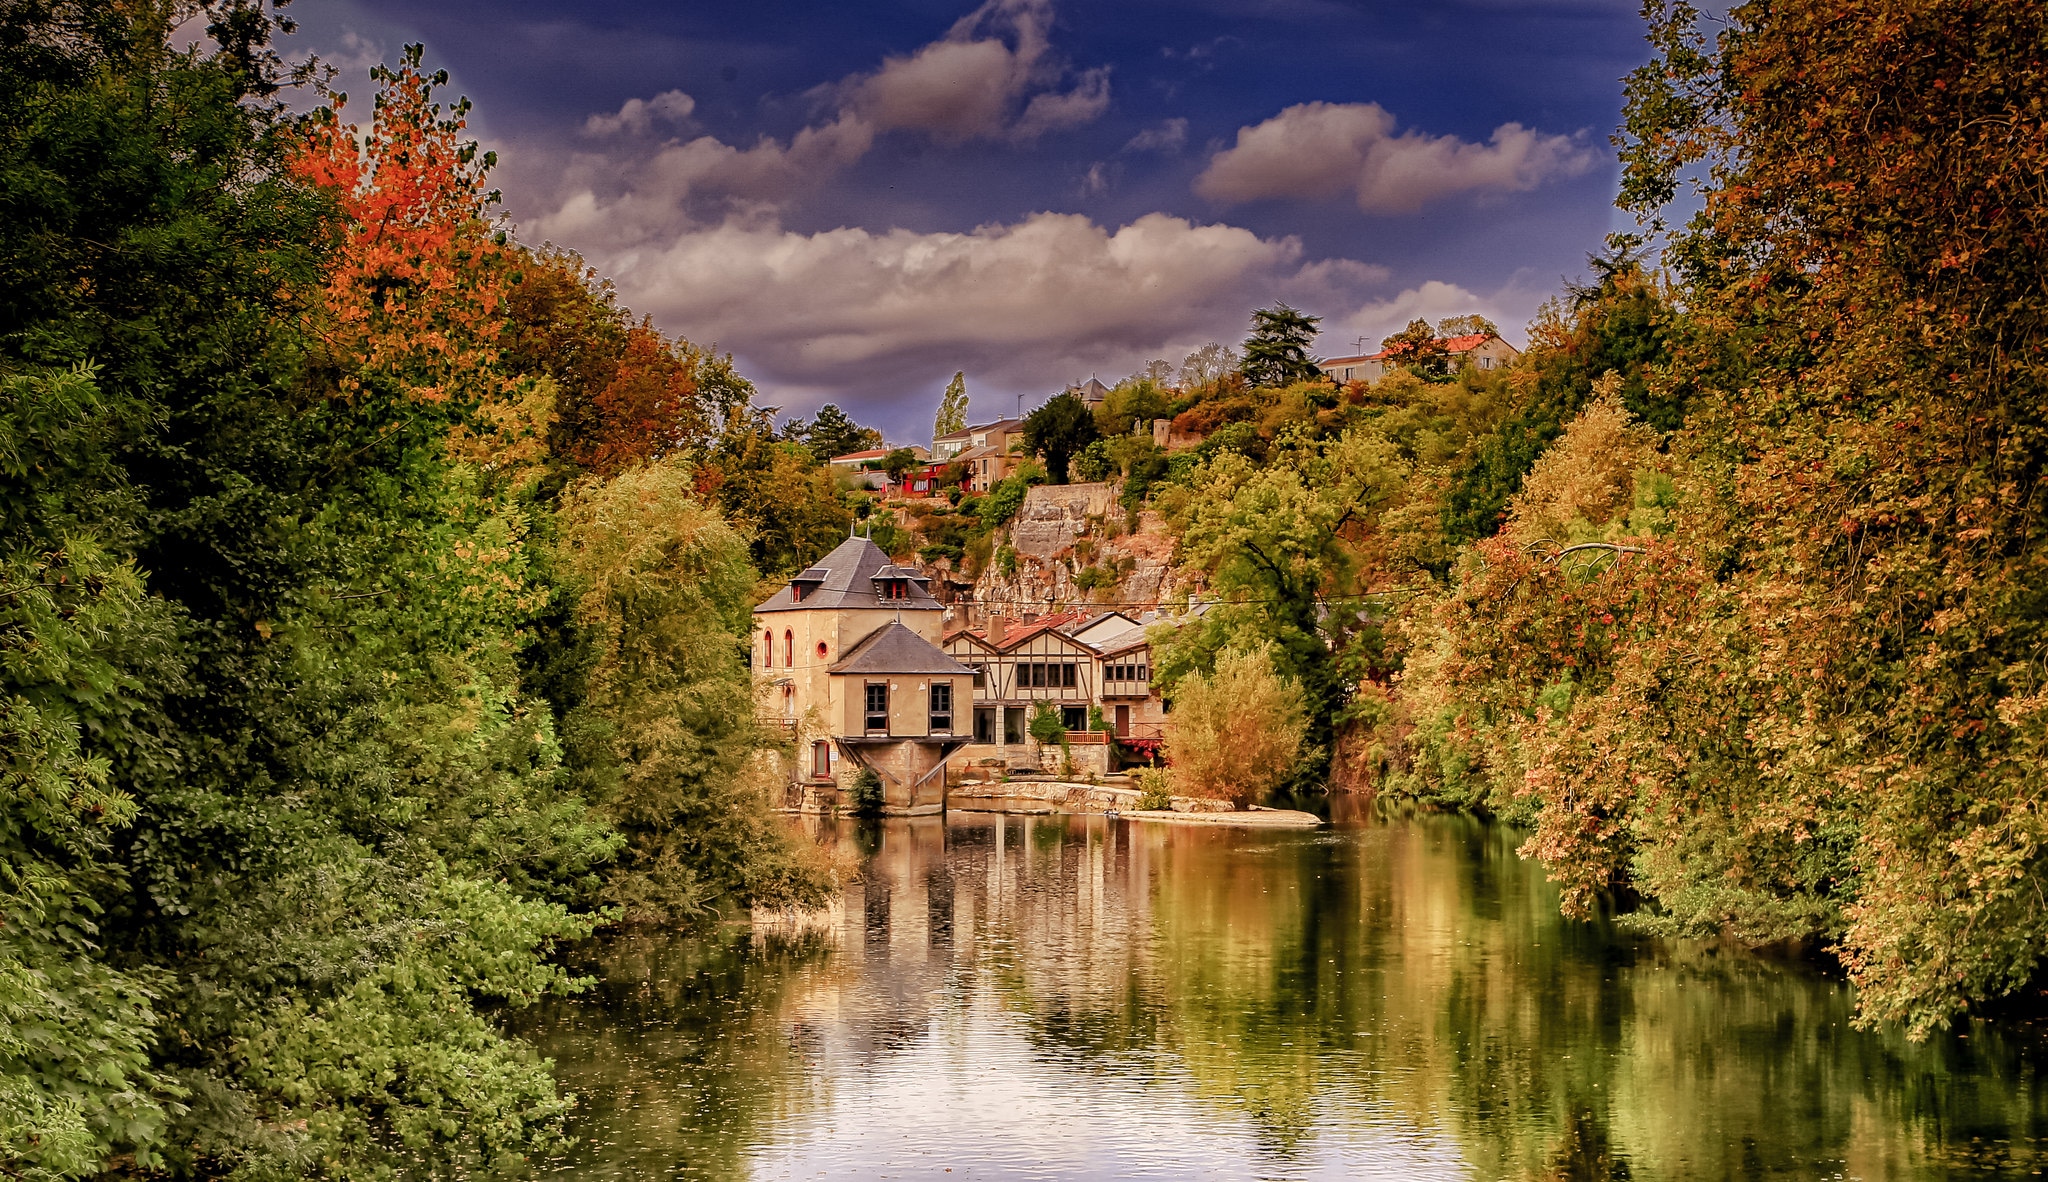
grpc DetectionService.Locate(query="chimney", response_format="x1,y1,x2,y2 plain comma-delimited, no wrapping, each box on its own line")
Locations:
986,614,1007,646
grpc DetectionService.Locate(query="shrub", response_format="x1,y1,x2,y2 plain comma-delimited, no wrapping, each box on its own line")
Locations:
1132,768,1174,811
1163,646,1308,808
849,767,884,817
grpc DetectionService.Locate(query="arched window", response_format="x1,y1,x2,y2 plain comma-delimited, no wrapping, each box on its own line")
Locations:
784,630,794,667
762,629,772,667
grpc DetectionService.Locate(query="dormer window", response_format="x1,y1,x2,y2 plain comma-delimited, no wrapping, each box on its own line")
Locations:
791,583,807,603
883,579,908,601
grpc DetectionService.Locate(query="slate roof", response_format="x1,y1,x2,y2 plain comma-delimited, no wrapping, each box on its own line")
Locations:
829,621,975,676
754,535,943,613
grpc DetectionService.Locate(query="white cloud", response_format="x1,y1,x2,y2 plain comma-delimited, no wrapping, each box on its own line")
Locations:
1123,117,1189,154
583,89,696,137
532,114,876,248
1195,101,1595,214
562,0,1111,227
593,211,1391,418
1322,279,1541,357
1013,67,1112,140
846,0,1108,144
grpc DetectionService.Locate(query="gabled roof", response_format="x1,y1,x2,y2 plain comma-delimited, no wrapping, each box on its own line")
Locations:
755,534,942,614
1069,610,1138,636
828,448,893,463
1097,634,1152,659
944,611,1096,653
828,621,975,676
969,418,1022,436
1328,332,1518,366
1068,377,1111,402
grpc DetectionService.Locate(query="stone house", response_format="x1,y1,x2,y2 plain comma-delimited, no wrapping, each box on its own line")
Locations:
944,418,1026,492
753,532,974,815
1319,332,1522,383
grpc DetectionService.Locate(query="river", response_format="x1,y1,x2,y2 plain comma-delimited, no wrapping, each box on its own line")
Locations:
522,809,2048,1179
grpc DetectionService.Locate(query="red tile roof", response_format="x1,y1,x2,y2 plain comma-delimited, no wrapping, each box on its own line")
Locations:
1328,332,1510,366
944,610,1091,650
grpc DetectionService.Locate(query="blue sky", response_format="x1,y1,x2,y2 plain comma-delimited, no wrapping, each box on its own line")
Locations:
279,0,1652,443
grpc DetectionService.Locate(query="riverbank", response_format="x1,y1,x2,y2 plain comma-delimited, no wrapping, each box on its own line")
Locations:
947,777,1323,827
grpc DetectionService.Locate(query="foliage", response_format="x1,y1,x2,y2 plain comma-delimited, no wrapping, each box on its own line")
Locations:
703,428,854,577
1095,377,1171,437
0,13,839,1177
803,403,882,461
848,768,883,818
1241,305,1325,389
1028,702,1067,747
1132,768,1174,811
934,371,970,440
1381,318,1451,380
1436,314,1501,339
555,462,830,919
1022,392,1101,484
1162,647,1308,808
1156,428,1409,785
1178,342,1241,390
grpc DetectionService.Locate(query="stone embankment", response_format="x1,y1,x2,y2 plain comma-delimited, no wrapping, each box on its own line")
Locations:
948,777,1322,828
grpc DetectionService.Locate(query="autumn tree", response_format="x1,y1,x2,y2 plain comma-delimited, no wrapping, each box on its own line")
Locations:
1380,319,1450,380
1435,314,1501,339
1163,646,1308,808
1240,304,1324,388
1157,427,1409,783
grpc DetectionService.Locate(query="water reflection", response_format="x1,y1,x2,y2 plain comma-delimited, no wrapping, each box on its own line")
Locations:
524,812,2048,1179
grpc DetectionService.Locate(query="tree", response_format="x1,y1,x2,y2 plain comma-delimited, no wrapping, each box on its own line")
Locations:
1178,342,1241,389
1380,318,1450,380
1022,391,1101,483
1095,376,1171,437
805,403,882,460
1163,647,1308,808
881,447,920,486
1240,304,1324,388
554,462,829,918
1435,314,1501,339
934,371,969,439
1156,428,1409,784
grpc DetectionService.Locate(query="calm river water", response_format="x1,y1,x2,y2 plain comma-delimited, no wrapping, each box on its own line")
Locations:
523,810,2048,1180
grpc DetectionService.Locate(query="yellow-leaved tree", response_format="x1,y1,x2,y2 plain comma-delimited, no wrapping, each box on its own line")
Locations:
1163,646,1308,809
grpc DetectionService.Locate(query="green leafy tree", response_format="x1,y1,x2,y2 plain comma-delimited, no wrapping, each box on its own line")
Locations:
1095,376,1171,436
555,462,829,918
1240,304,1325,388
934,371,969,439
1022,392,1101,484
1156,428,1409,784
1162,646,1308,808
805,403,882,460
881,447,920,486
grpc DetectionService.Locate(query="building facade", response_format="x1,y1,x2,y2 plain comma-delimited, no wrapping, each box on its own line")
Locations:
1319,332,1522,383
753,534,974,814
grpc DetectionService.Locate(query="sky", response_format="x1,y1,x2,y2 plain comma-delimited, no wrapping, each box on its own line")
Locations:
276,0,1655,444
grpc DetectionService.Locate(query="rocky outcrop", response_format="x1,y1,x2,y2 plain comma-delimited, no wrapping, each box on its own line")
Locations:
959,483,1197,617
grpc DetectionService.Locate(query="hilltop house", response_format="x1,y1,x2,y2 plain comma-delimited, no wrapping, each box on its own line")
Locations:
937,418,1026,493
753,532,974,814
1065,377,1111,409
1319,332,1521,383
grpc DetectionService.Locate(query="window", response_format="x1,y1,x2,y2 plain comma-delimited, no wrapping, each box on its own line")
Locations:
1139,663,1149,682
1061,706,1087,731
1003,706,1025,745
781,684,794,715
929,683,953,734
812,740,831,779
974,707,995,743
791,583,807,603
784,630,794,667
864,683,889,733
1060,663,1077,689
883,579,908,600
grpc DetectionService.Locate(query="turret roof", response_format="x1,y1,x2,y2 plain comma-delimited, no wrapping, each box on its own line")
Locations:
754,534,942,613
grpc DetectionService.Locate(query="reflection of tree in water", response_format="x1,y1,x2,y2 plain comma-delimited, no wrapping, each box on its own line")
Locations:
516,929,837,1179
1538,1108,1632,1180
525,812,2048,1179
